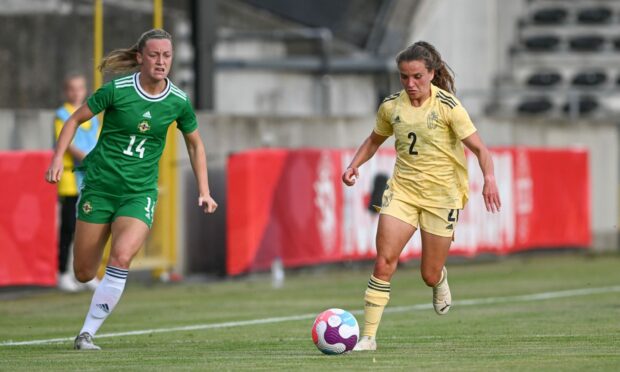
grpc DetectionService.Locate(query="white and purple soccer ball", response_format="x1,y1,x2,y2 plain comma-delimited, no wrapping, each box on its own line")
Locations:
311,308,359,354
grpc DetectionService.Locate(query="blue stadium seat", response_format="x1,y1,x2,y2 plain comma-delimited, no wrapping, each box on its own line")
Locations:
527,71,562,87
568,35,605,52
531,7,568,25
524,35,561,51
517,96,554,114
576,6,612,24
572,71,607,87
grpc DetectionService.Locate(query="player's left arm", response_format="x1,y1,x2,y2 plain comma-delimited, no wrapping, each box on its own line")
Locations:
462,132,501,213
182,129,218,214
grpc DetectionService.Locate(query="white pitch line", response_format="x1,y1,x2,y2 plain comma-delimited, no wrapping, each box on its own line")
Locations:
2,285,619,347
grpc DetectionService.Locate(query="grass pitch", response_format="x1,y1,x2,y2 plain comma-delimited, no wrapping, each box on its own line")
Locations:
1,252,619,371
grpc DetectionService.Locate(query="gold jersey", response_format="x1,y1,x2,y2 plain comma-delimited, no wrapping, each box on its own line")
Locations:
374,84,477,209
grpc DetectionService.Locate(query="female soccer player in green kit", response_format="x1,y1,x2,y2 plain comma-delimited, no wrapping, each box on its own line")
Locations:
45,29,218,350
342,41,501,351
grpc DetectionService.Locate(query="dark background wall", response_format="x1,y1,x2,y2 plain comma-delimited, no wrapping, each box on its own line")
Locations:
0,4,181,109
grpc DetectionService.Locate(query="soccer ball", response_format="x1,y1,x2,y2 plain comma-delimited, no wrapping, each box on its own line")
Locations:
311,308,359,354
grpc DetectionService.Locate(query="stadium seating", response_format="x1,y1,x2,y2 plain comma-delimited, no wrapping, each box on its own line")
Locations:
517,96,554,114
568,35,605,52
562,95,599,115
572,71,607,87
523,35,561,51
526,71,562,87
531,7,568,25
494,0,620,117
576,6,613,24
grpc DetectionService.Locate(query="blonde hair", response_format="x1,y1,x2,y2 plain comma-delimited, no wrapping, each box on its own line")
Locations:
396,41,456,94
98,29,172,74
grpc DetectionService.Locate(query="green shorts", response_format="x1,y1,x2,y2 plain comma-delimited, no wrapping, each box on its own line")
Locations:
76,187,158,228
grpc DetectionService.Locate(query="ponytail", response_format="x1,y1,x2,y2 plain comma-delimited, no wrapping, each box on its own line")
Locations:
98,45,139,73
395,41,456,94
98,28,172,74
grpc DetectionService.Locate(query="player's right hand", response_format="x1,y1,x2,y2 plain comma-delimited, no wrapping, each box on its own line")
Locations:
342,167,359,186
45,157,63,184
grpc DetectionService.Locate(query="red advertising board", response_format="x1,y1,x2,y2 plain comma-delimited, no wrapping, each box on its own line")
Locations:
0,151,57,286
227,148,590,276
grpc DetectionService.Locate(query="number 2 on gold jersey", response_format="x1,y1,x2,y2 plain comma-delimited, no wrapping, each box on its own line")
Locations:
408,132,418,155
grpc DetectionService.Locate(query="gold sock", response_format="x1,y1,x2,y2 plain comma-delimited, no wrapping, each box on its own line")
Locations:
362,275,390,338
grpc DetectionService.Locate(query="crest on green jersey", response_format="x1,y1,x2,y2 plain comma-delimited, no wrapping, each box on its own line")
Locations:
82,201,93,214
138,120,151,132
427,111,439,129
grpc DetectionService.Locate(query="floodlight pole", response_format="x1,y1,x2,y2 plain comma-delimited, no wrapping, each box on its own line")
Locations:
93,0,103,90
154,0,163,28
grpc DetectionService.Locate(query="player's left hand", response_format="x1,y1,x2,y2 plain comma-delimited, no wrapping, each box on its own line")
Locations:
482,176,501,213
199,194,218,214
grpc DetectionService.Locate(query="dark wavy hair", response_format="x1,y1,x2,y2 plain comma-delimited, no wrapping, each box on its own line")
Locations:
396,41,456,94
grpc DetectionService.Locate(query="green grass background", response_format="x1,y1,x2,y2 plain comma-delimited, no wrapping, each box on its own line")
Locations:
1,253,619,371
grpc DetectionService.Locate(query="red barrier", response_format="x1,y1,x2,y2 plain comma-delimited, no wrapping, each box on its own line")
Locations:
0,151,57,286
226,148,590,276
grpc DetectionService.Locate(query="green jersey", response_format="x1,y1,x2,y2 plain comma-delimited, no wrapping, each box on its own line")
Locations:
83,72,197,195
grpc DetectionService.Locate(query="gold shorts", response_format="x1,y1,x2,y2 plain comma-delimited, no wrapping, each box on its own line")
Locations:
379,189,460,238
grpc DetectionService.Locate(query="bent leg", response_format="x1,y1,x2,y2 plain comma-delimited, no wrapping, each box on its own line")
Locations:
73,221,111,283
79,217,150,339
420,230,452,287
108,216,150,269
373,214,416,281
420,230,453,315
360,214,415,341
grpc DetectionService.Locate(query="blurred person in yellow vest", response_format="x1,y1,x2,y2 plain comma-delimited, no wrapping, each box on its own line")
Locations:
54,73,99,292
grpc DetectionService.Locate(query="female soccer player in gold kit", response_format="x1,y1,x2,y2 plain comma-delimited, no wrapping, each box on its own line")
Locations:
342,41,501,351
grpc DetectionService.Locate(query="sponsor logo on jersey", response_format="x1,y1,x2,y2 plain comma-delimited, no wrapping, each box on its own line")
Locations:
427,111,439,129
393,115,401,125
82,201,93,214
138,120,151,132
142,111,152,119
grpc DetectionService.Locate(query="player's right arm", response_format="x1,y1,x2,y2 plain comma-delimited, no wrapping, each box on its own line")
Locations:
342,131,389,186
342,101,392,186
46,104,95,184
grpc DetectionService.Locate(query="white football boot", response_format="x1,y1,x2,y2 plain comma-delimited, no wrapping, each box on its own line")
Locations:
74,332,101,350
432,267,451,315
353,335,377,351
57,272,81,293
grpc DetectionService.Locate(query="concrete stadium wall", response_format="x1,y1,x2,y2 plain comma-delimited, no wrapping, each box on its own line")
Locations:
408,0,525,117
215,70,379,116
1,110,617,274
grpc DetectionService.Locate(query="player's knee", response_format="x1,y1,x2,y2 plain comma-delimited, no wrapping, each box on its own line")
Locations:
374,255,398,278
74,266,97,283
108,253,133,270
421,268,442,287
